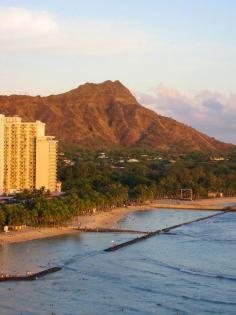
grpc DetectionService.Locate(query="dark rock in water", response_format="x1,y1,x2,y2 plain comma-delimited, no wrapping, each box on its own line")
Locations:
0,266,62,282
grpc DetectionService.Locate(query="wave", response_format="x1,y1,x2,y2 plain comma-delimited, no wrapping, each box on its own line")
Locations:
175,230,236,243
180,268,236,281
201,238,236,242
145,257,236,282
131,284,236,307
174,231,198,238
58,249,103,268
63,265,80,273
180,294,236,306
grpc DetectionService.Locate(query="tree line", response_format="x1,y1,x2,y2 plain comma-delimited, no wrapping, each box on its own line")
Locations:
1,150,236,227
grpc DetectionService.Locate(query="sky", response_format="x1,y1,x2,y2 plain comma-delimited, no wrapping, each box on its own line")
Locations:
0,0,236,143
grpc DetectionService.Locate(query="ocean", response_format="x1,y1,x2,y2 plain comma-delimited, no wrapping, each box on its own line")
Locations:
0,208,236,315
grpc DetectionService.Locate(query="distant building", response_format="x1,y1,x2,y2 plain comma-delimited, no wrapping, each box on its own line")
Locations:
62,157,75,166
208,192,224,198
98,152,107,159
210,156,225,161
127,159,139,163
55,181,62,193
0,114,58,194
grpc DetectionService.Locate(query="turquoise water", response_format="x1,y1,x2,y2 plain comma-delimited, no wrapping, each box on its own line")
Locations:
0,209,236,315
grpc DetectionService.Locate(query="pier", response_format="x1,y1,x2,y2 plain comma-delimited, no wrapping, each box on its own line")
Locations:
0,266,62,282
104,209,232,252
75,227,148,234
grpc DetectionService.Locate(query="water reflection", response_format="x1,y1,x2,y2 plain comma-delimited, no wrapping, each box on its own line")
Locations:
0,209,235,315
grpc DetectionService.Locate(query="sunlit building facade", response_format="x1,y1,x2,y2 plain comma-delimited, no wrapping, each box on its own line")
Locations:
0,114,58,194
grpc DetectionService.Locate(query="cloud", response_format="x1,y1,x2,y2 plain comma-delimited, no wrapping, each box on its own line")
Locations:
0,7,154,55
0,7,56,33
135,85,236,144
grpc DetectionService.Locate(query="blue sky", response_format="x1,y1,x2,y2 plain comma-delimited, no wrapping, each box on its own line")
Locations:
0,1,236,143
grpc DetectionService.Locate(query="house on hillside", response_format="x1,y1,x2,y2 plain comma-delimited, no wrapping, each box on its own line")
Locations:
208,191,224,198
210,156,225,161
127,159,139,163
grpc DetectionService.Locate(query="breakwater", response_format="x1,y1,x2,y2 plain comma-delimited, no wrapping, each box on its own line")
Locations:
104,210,231,252
0,266,61,282
76,227,148,234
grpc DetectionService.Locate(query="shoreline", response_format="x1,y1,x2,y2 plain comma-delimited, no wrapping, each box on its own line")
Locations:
0,197,236,245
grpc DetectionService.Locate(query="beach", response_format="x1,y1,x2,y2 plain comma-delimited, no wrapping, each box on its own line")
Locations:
1,202,235,315
0,197,236,245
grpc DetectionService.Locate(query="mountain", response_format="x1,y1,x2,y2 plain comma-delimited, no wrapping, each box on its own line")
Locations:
0,80,234,152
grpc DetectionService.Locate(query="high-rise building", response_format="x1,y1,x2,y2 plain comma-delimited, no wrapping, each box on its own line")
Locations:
0,114,58,194
36,136,57,192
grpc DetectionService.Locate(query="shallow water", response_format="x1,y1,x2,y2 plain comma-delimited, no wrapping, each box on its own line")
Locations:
0,209,236,315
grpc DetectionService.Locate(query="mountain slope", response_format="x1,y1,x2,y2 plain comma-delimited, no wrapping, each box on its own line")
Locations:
0,80,233,152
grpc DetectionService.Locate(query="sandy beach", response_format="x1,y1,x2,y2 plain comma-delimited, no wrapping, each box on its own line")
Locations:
0,197,236,245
